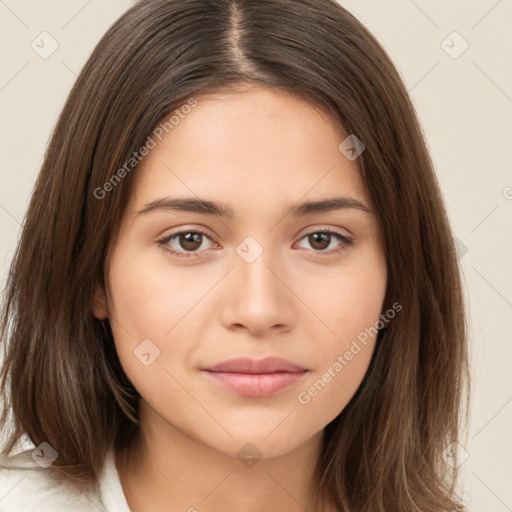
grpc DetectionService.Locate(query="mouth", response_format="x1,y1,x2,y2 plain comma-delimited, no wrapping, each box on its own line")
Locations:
202,356,309,397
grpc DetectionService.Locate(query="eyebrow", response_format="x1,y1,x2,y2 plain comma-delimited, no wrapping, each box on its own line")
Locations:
136,196,371,218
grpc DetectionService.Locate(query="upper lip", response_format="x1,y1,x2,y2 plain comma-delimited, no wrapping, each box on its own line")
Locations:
203,357,308,374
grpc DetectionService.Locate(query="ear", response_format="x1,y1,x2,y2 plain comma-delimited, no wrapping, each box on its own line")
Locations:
92,281,109,319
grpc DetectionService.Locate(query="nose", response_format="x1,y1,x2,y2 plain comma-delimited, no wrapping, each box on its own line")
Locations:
220,243,295,336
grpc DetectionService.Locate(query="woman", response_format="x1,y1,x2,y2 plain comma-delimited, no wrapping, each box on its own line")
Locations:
0,0,469,510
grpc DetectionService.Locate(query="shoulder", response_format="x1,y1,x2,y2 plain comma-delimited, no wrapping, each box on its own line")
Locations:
0,449,105,512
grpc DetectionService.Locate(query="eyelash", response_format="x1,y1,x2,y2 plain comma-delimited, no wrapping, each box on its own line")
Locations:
156,228,354,258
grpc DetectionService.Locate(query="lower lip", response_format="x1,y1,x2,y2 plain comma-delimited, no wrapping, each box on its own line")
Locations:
202,370,308,397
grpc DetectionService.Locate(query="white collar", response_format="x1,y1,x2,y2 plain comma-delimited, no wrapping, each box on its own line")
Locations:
98,449,132,512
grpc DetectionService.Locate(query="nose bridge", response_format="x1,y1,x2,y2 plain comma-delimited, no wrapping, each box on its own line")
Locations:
221,234,293,332
235,234,283,302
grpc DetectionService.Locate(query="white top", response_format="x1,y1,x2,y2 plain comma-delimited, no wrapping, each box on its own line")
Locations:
0,448,131,511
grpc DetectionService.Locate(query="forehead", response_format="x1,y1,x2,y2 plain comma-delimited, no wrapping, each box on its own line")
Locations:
127,85,370,217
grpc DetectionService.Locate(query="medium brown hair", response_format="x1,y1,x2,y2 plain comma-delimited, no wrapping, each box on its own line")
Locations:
1,0,469,509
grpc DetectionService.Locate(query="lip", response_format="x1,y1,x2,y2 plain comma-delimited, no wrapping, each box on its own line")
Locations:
204,356,308,374
202,357,309,397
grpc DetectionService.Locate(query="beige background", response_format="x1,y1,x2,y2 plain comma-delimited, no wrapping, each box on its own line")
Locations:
0,1,511,510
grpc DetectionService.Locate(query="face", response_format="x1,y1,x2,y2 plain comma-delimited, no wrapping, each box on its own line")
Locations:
94,84,387,459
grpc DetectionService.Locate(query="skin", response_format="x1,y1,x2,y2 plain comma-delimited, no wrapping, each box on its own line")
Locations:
94,83,387,512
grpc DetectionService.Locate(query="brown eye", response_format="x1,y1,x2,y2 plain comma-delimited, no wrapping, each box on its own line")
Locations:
157,229,217,258
177,232,203,251
307,233,331,251
296,230,354,256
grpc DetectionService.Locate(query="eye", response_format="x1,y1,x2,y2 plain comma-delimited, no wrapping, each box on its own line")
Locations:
157,228,353,258
157,228,218,258
294,229,353,256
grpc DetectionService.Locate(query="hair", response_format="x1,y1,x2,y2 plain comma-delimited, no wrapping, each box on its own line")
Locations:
0,0,469,509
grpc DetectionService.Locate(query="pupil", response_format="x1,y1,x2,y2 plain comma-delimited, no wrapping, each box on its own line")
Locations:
180,232,202,250
310,233,329,250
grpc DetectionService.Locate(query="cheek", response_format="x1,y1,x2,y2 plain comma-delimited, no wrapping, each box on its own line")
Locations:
107,245,205,335
295,247,386,418
295,344,375,429
303,244,387,345
295,295,382,427
105,249,193,383
105,245,226,403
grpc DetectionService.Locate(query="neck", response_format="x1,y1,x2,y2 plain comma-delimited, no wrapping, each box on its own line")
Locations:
116,401,335,512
